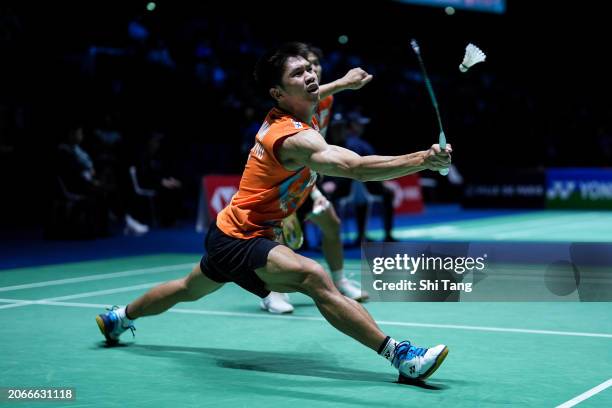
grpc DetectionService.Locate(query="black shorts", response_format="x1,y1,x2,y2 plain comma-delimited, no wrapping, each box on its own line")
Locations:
200,222,280,298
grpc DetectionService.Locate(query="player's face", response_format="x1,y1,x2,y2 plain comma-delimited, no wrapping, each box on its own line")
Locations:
307,52,322,82
279,56,319,103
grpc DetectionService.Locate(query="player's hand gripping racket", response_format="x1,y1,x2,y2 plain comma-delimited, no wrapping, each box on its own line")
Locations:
410,39,450,176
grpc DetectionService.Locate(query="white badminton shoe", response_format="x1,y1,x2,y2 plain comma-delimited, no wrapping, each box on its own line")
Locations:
260,292,294,314
392,341,449,381
96,306,135,344
335,278,369,302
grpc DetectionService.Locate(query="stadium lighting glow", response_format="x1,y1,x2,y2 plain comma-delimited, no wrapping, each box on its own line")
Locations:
338,35,349,45
146,2,156,12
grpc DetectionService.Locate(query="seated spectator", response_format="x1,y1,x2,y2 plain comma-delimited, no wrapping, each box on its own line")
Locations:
56,123,149,236
324,111,397,245
133,131,184,227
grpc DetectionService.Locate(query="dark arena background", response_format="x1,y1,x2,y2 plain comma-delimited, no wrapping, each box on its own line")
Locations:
1,1,611,407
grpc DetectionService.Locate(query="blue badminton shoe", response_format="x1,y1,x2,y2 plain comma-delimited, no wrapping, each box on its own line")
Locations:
392,341,448,381
96,306,135,344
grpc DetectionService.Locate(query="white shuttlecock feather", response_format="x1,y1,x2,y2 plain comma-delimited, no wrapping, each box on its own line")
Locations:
459,43,486,73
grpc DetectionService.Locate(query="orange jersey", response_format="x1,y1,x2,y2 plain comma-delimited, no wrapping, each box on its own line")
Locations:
216,107,319,239
316,95,334,138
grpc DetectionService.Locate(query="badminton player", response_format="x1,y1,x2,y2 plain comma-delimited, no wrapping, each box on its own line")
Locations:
96,42,452,381
261,43,371,313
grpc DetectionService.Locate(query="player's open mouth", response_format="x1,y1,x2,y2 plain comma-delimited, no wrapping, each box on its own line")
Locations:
307,84,319,93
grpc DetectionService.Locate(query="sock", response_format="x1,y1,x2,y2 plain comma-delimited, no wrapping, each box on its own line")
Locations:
377,336,398,362
331,269,345,283
119,306,134,322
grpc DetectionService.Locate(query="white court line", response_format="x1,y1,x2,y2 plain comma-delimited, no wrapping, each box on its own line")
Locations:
556,378,612,408
0,282,162,310
0,261,361,308
1,296,611,339
0,262,358,293
444,212,604,236
0,263,193,293
492,216,611,239
397,212,605,240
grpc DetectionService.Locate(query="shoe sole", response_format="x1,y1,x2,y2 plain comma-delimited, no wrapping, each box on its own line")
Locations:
420,346,449,380
95,315,118,344
259,302,293,314
260,307,294,314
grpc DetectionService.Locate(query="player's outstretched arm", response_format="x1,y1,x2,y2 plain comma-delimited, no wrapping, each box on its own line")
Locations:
279,129,451,182
319,68,373,99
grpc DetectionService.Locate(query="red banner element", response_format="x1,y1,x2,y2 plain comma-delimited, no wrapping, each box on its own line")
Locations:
383,174,423,214
202,175,241,219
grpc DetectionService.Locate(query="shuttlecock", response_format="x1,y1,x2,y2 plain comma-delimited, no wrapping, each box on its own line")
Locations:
459,43,486,73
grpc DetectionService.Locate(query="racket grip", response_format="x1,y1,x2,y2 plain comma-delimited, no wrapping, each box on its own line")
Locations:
438,130,449,176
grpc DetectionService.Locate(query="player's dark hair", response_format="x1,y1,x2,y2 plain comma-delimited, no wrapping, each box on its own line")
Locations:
253,42,310,91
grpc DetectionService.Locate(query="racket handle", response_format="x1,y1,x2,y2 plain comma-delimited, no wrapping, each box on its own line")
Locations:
438,131,449,176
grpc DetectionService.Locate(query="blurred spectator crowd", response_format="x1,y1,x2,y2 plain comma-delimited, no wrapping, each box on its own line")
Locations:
1,2,610,233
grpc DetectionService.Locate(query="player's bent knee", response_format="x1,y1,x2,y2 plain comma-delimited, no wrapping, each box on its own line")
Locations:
300,263,334,298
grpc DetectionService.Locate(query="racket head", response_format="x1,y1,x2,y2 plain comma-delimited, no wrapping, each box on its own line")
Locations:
281,213,304,250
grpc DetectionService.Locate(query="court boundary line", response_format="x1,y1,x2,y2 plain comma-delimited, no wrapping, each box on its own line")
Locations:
0,282,162,310
0,262,360,293
0,296,611,339
0,263,194,293
555,378,612,408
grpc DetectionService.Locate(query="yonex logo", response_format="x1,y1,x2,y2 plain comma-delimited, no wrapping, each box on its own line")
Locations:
548,179,612,201
211,187,237,213
578,181,612,200
385,181,422,207
547,181,575,200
